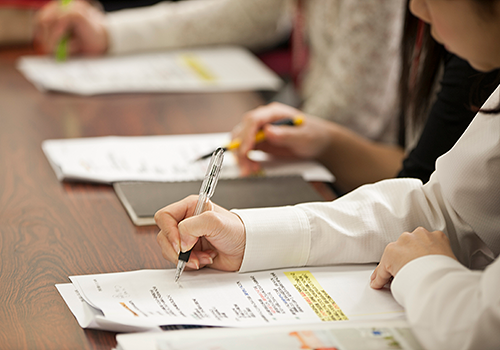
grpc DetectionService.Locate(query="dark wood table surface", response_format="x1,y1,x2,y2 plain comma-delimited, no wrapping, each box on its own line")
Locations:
0,46,334,350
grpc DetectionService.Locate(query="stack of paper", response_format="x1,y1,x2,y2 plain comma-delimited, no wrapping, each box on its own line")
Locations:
17,46,282,95
55,265,404,333
42,133,335,184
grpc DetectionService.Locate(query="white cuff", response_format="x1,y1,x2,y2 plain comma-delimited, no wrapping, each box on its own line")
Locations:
106,12,145,55
392,255,467,307
232,206,311,272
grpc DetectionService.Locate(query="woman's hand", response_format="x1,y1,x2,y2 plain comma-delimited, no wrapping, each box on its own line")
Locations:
370,227,457,289
155,195,246,272
232,102,335,176
34,0,108,56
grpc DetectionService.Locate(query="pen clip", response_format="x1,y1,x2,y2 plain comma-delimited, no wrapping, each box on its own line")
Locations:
194,147,224,215
175,148,224,281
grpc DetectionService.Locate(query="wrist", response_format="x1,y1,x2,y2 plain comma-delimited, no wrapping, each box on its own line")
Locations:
101,25,110,54
317,122,342,163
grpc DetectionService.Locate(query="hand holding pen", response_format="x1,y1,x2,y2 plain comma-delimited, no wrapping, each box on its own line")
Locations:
55,0,73,62
196,116,304,161
155,148,246,278
174,147,224,282
227,102,335,176
34,0,108,58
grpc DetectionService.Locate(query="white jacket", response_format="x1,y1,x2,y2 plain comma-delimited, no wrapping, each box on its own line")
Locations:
233,85,500,349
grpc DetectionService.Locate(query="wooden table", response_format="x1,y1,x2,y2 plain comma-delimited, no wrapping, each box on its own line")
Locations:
0,46,334,350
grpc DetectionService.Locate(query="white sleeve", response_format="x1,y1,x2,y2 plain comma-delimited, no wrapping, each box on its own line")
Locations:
105,0,289,55
234,87,500,273
235,177,469,272
392,255,500,350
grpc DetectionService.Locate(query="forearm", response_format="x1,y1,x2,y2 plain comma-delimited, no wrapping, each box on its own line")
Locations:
106,0,288,54
392,255,500,350
318,123,404,193
236,176,471,272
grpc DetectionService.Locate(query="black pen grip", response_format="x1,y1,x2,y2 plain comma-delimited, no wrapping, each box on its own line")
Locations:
270,118,295,126
178,250,192,263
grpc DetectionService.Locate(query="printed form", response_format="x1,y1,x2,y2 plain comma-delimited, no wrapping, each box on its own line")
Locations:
56,265,404,332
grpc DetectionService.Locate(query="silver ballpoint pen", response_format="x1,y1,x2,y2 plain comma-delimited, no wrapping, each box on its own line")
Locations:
174,147,225,282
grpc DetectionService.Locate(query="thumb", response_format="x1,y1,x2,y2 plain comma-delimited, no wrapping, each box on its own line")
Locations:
370,264,394,289
177,207,220,253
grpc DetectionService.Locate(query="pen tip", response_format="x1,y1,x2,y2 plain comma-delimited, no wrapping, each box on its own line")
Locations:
193,154,208,162
195,146,228,162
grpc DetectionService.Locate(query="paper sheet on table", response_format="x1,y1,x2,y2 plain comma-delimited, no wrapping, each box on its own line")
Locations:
116,320,424,350
42,133,335,183
17,46,282,95
56,265,404,333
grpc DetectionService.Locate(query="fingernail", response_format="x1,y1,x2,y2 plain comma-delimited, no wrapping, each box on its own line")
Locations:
172,241,180,255
180,239,189,253
187,260,199,270
370,271,376,281
199,256,213,265
208,251,218,260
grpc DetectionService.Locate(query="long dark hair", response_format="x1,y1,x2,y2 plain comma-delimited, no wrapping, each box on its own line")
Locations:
399,0,500,146
399,7,444,128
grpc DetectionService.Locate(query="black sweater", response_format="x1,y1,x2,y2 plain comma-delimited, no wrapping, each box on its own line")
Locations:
398,53,499,182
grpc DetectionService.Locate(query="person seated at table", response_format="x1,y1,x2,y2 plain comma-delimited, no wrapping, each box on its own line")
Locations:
155,0,500,348
33,0,405,145
231,4,499,193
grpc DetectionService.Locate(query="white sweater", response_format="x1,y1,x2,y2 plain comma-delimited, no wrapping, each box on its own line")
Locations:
105,0,404,142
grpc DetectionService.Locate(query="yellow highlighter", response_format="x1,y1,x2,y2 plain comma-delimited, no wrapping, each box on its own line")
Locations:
196,115,304,161
55,0,73,62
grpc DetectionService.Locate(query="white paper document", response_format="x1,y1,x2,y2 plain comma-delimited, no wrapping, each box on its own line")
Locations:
56,265,404,333
116,321,424,350
42,133,335,183
17,46,282,95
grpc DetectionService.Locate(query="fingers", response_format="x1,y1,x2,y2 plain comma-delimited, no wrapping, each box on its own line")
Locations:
235,102,301,158
155,197,246,272
34,2,70,54
34,1,108,56
192,249,218,269
370,243,397,289
155,195,199,264
177,208,231,253
232,103,334,169
237,157,261,177
370,227,457,289
261,122,303,150
180,244,222,270
232,102,310,175
69,2,108,56
370,265,394,289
